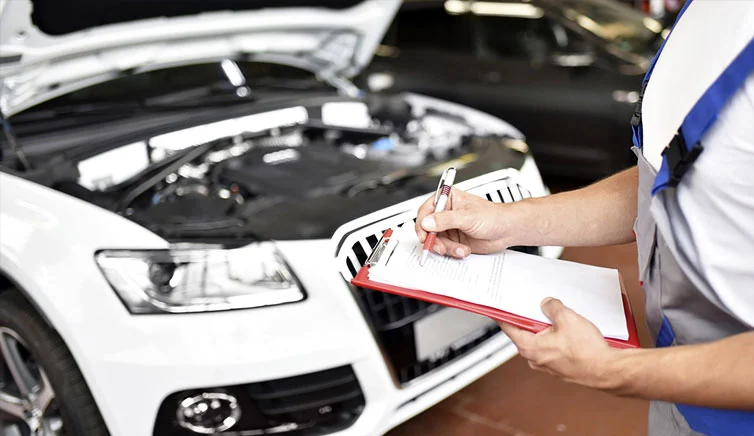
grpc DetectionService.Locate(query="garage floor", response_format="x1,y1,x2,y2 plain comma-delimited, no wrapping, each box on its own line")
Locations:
387,242,653,436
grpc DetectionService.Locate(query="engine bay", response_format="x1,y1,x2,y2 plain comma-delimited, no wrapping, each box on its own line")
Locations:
35,94,527,242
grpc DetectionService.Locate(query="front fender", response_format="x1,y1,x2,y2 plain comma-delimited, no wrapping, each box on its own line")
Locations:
0,171,167,434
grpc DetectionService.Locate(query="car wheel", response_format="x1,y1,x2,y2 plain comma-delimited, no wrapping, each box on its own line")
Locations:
0,291,109,436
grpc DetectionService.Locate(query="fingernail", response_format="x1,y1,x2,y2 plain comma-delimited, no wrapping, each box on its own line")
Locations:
432,245,443,254
455,247,465,257
422,216,436,231
541,297,553,307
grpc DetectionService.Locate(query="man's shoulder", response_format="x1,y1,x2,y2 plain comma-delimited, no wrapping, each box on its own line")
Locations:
640,1,754,170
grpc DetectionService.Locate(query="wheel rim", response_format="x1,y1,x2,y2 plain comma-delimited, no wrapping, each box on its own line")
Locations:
0,327,63,436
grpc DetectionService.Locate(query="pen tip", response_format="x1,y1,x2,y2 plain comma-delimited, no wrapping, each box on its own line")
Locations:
420,250,428,266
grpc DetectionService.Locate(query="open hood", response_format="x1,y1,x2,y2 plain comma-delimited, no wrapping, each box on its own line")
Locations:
0,0,400,116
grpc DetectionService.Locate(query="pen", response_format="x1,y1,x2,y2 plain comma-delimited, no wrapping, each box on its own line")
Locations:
420,167,456,266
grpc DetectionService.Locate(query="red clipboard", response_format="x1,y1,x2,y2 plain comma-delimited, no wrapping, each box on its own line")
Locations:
350,230,641,349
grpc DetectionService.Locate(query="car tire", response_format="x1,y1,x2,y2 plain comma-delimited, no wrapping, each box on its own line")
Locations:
0,290,110,436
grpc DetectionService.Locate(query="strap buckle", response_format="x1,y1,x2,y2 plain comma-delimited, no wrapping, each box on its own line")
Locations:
630,81,648,127
661,132,703,186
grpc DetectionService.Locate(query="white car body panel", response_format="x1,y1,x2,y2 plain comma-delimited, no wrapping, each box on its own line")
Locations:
0,0,400,116
0,162,529,435
0,2,561,426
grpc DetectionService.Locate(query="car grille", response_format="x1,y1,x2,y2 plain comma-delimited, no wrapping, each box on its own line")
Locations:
347,183,538,385
153,365,365,435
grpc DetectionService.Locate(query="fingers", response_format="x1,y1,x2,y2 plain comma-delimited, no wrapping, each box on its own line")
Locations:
499,323,546,372
421,209,473,235
429,236,471,258
499,322,535,348
540,297,569,327
415,195,437,243
443,239,471,258
421,230,474,259
501,323,556,376
416,187,469,242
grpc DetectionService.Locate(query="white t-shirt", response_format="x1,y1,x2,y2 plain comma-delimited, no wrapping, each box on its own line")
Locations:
641,0,754,328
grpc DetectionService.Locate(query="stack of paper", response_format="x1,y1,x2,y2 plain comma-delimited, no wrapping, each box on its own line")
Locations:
368,224,629,340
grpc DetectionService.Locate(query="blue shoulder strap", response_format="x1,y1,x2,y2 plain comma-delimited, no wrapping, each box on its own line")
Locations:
634,4,754,434
631,0,754,196
630,0,694,151
652,38,754,195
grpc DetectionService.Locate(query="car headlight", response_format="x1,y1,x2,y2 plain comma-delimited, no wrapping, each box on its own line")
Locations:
95,243,305,314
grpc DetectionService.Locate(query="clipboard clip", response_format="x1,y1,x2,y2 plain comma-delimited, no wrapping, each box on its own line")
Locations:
366,228,395,267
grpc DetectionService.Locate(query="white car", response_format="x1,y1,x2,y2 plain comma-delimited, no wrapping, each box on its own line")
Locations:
0,1,557,435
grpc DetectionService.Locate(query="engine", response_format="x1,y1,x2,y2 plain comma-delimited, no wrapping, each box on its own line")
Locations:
67,94,524,242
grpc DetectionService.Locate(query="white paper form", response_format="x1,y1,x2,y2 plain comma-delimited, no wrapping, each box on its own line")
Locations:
369,224,511,306
368,225,629,340
495,251,627,339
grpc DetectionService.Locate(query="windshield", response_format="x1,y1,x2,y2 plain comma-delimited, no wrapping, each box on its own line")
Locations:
555,0,664,56
10,60,333,133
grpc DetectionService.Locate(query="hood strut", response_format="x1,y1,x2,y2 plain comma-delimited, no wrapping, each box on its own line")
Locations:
0,111,31,169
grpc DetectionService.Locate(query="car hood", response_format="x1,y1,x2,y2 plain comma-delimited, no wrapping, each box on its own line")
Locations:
0,0,400,116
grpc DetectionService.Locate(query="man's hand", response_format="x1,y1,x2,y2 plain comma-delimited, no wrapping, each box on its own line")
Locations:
501,299,754,409
415,187,513,258
499,297,619,390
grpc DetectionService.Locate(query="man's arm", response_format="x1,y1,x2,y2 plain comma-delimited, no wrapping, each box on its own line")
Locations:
500,299,754,410
507,165,639,248
606,331,754,409
416,165,639,257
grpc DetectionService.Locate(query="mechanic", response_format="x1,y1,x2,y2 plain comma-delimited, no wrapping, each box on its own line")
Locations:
414,1,754,435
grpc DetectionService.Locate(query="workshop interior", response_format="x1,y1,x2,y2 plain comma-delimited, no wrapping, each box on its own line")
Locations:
0,0,695,435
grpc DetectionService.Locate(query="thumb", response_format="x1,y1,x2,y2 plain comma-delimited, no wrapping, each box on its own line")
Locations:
421,210,474,234
540,297,568,326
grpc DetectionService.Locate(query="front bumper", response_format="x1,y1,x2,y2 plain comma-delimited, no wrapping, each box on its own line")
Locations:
0,96,551,436
1,153,551,436
348,335,518,436
73,239,517,436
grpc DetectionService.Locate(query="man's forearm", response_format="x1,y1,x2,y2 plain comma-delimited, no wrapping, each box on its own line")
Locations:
506,166,638,247
604,332,754,409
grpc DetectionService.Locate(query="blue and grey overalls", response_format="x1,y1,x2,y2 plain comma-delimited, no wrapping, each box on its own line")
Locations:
630,1,754,434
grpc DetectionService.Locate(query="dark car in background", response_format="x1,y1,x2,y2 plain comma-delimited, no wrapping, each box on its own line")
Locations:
358,0,669,180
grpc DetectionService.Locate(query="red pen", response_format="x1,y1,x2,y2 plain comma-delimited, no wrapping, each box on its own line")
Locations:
421,167,456,266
